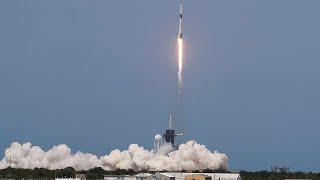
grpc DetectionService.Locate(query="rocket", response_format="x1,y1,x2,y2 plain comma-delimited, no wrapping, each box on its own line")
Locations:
178,5,183,39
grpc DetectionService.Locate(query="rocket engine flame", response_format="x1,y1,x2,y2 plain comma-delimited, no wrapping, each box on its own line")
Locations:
178,38,183,90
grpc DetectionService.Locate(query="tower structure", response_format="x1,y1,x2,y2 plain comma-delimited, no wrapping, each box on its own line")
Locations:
154,133,162,153
163,114,183,149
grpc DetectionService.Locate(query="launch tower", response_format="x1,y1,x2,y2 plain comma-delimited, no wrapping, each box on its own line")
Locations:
163,114,183,149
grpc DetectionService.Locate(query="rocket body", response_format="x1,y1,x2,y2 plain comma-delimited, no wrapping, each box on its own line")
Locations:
177,4,183,82
178,5,183,39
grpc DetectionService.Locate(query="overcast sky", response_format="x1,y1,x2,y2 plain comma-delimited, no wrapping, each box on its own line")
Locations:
0,0,319,171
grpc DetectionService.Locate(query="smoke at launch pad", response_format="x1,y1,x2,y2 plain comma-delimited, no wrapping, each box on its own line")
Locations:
0,141,228,171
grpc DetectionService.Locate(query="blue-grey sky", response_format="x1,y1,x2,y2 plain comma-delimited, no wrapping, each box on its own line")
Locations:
1,0,319,171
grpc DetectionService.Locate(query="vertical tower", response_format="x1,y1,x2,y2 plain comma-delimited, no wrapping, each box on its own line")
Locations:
163,114,183,149
154,133,162,153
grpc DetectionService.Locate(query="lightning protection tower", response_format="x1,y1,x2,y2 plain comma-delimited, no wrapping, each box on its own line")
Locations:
163,114,183,149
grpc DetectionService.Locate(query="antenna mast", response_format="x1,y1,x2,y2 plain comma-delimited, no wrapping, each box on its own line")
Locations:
169,114,172,129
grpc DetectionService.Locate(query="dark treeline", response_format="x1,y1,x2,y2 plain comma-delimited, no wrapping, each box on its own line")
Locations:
240,170,320,180
1,167,320,180
0,167,135,180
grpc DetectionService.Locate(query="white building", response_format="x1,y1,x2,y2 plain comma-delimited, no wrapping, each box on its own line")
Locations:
136,173,154,180
56,178,82,180
164,173,241,180
104,175,136,180
104,173,153,180
154,173,175,180
104,172,241,180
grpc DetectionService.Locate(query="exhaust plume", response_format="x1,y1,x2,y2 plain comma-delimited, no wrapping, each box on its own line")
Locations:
0,141,228,171
177,38,183,96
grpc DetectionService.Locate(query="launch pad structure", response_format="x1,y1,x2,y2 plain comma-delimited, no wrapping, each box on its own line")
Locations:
154,114,183,153
163,114,183,149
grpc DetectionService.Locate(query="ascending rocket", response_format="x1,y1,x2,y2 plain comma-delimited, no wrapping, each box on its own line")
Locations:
178,5,183,39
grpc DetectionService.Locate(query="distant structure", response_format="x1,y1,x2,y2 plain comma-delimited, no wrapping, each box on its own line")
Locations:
104,173,241,180
163,173,241,180
136,173,154,180
162,114,183,149
104,173,153,180
271,166,289,173
55,173,86,180
75,174,87,180
56,178,81,180
154,173,175,180
104,175,135,180
153,114,183,152
185,174,212,180
154,133,162,153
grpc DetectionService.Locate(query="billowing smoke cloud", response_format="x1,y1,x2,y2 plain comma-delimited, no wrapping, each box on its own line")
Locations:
0,141,228,171
0,142,100,170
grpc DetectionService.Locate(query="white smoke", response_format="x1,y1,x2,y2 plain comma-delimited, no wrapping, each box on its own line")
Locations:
0,142,100,170
156,142,174,156
0,141,228,171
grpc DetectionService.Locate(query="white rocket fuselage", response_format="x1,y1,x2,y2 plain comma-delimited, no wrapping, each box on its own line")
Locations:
178,5,183,39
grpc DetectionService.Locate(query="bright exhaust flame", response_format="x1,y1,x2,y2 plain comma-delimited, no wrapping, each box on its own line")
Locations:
178,38,183,90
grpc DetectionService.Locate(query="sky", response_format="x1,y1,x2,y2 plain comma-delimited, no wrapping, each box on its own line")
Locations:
0,0,320,172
